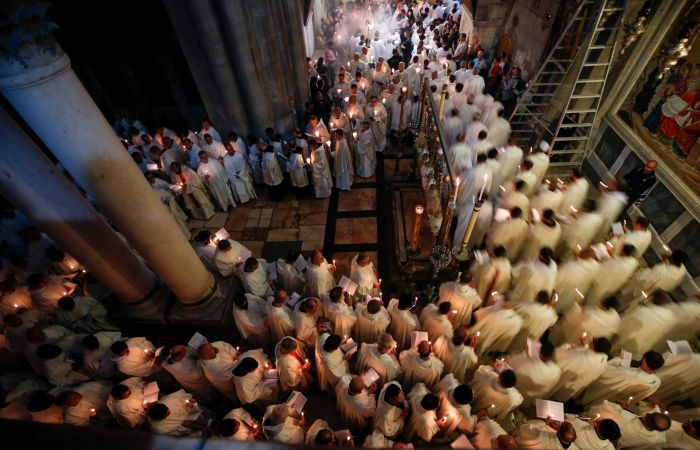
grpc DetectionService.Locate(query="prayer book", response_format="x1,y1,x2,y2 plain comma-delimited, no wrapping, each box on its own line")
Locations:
340,338,358,357
334,429,353,443
187,332,208,350
411,331,430,348
450,434,475,449
591,243,612,260
361,368,380,387
338,276,358,296
287,292,302,308
263,368,279,388
267,262,278,281
146,163,158,171
143,381,160,404
526,339,542,359
238,250,252,262
214,228,230,242
667,340,693,355
535,399,565,422
493,208,511,222
285,391,307,413
294,254,308,272
621,351,633,368
611,221,624,236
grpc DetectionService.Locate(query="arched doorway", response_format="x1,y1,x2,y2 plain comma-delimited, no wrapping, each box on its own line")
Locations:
497,33,514,65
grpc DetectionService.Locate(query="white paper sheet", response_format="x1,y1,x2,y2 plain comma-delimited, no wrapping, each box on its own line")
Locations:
411,331,430,348
667,340,694,355
294,254,308,272
450,434,475,449
187,332,208,350
535,399,564,422
286,391,307,413
338,275,358,296
361,368,380,387
143,381,160,403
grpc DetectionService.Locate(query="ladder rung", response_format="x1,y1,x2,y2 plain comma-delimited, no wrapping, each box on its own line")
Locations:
576,79,605,83
556,136,589,141
571,94,601,99
551,59,574,63
559,123,593,128
595,27,621,31
540,71,565,75
583,62,610,67
567,109,598,114
531,92,555,96
550,150,585,155
588,45,611,50
535,83,562,86
550,161,584,167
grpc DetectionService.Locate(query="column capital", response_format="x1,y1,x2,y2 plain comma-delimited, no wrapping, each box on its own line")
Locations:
0,1,70,88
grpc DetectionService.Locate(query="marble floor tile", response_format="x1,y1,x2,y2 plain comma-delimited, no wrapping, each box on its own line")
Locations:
248,208,262,219
299,225,326,243
261,208,274,219
267,228,300,241
225,206,252,231
240,240,265,257
245,218,259,228
298,211,327,226
337,188,377,212
334,217,377,244
205,212,229,229
301,240,325,252
258,217,271,228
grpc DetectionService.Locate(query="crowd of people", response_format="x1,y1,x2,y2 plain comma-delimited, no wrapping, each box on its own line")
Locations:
2,0,700,449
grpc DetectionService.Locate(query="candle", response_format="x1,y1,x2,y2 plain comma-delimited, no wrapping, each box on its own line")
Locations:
628,396,633,402
582,331,588,338
410,205,425,253
349,112,353,119
476,331,481,337
353,131,358,140
382,98,387,104
575,288,584,299
90,408,96,415
304,358,309,364
13,303,18,310
333,259,336,265
570,205,578,213
415,67,420,73
374,109,378,116
337,88,342,94
378,278,382,284
344,96,349,103
478,173,489,201
599,181,608,188
489,404,496,410
325,140,331,147
236,346,240,352
499,184,506,192
641,290,648,299
401,86,407,92
306,157,311,164
315,131,320,137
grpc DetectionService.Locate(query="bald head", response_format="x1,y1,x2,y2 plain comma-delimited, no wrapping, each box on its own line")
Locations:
494,435,518,450
197,343,217,360
349,376,366,395
418,341,432,358
557,421,577,446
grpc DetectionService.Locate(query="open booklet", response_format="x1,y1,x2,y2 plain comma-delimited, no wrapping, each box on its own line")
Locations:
361,368,380,387
450,434,475,449
187,332,208,350
340,338,358,357
411,331,430,348
143,381,160,404
286,391,308,413
535,399,564,422
667,340,694,355
338,275,358,296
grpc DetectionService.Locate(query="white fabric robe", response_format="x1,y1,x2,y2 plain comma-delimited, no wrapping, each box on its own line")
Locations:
557,212,605,259
274,338,310,393
530,186,563,215
558,177,590,214
510,258,557,304
596,191,629,242
213,239,251,277
232,349,277,406
61,381,113,427
434,374,477,435
518,221,562,263
304,259,335,298
516,420,580,450
82,331,121,380
350,255,378,299
611,229,652,258
315,333,349,392
287,152,308,188
262,151,283,186
222,408,256,441
551,302,620,345
322,297,357,338
55,296,114,334
223,151,256,203
232,294,269,347
354,303,391,344
266,303,295,344
529,152,550,186
387,298,419,352
198,160,236,210
294,303,318,350
553,258,601,313
619,263,688,311
470,365,524,421
506,353,561,406
567,414,616,450
311,146,333,198
439,281,483,328
486,217,529,263
114,337,157,378
497,190,530,221
355,127,376,178
149,389,200,436
364,103,388,152
200,341,239,398
106,377,147,429
262,403,305,445
613,304,677,359
470,257,512,300
499,145,524,182
581,358,662,408
654,352,700,402
335,375,376,434
512,302,558,348
551,344,608,401
404,383,440,442
356,343,402,388
420,303,454,343
471,418,510,450
589,400,667,449
332,138,354,190
472,306,524,354
161,347,217,404
275,259,306,295
239,262,274,299
399,350,444,390
586,256,639,305
433,336,478,383
171,166,215,220
373,381,406,438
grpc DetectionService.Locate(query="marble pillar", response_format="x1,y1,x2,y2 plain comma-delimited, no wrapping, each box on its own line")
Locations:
0,105,160,311
164,0,310,136
0,2,217,311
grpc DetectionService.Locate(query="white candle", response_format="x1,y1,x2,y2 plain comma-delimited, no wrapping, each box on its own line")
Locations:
344,96,349,103
306,157,311,164
570,205,578,213
353,131,358,140
478,173,488,200
315,131,319,137
373,109,377,116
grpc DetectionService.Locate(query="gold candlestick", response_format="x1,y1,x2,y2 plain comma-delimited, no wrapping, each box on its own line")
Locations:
409,205,425,256
452,200,483,261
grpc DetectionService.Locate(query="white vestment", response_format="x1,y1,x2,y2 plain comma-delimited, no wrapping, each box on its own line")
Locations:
222,408,256,441
404,383,440,442
262,403,304,445
223,151,256,203
470,365,524,421
106,377,148,429
149,389,200,436
506,353,561,406
613,304,677,359
335,374,376,434
62,381,113,427
356,343,402,388
472,306,524,353
581,357,662,408
232,349,277,406
82,331,122,380
350,255,378,299
551,302,620,345
516,419,581,450
470,257,512,300
586,256,640,305
200,341,239,398
114,337,158,378
589,400,667,449
161,346,217,404
354,303,391,344
486,217,529,263
433,336,478,383
438,281,482,328
434,374,477,435
315,333,349,392
558,177,590,215
304,259,335,298
553,258,600,313
311,145,333,198
322,296,357,338
232,294,269,348
510,258,557,304
274,338,310,393
266,303,295,344
551,344,608,401
420,303,455,343
373,381,406,438
399,349,444,391
518,221,562,263
557,211,605,260
198,160,236,210
387,298,419,352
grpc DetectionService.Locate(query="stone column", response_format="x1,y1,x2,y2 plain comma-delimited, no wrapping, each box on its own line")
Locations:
0,2,215,308
0,105,160,309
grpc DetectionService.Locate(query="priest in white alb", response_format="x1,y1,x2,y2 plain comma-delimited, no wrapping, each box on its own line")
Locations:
197,151,236,210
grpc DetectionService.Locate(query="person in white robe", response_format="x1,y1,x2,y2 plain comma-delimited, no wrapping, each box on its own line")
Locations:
231,350,278,408
469,365,524,423
454,155,493,249
332,130,354,191
336,375,377,434
404,383,444,442
434,373,482,436
553,247,601,313
201,133,226,160
557,200,605,260
54,295,115,334
354,299,391,344
551,296,620,345
197,152,236,210
438,271,482,328
399,341,444,391
200,121,222,142
433,327,478,384
81,332,121,380
420,302,455,343
191,230,216,271
529,143,551,186
274,336,312,394
287,145,309,190
356,333,402,388
612,294,677,360
506,341,561,406
145,172,190,239
509,247,557,304
329,107,353,137
56,381,113,427
515,419,580,450
470,417,518,450
470,246,512,300
294,297,320,350
515,159,538,197
315,333,350,392
0,282,32,317
260,141,284,196
37,342,92,387
350,252,379,300
222,144,256,204
323,287,357,338
585,245,639,305
387,294,419,352
499,138,524,183
238,258,274,300
511,291,558,350
305,418,340,446
110,337,158,378
471,301,524,354
530,182,564,216
160,345,217,405
262,403,305,445
148,389,211,436
355,121,376,178
497,180,531,221
219,408,258,441
304,250,335,298
373,381,408,438
274,250,306,295
487,108,511,149
232,292,269,348
595,181,629,242
309,140,333,198
610,217,652,257
558,168,590,214
588,400,671,449
106,377,148,429
518,210,562,263
550,337,611,402
364,96,388,152
566,414,620,450
582,350,664,408
266,291,295,344
486,207,529,262
213,238,250,277
197,341,239,399
28,273,75,316
24,324,74,375
170,162,215,220
654,352,700,403
618,251,689,311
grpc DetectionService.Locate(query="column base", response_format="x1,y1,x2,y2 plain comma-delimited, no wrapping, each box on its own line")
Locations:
109,282,171,325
